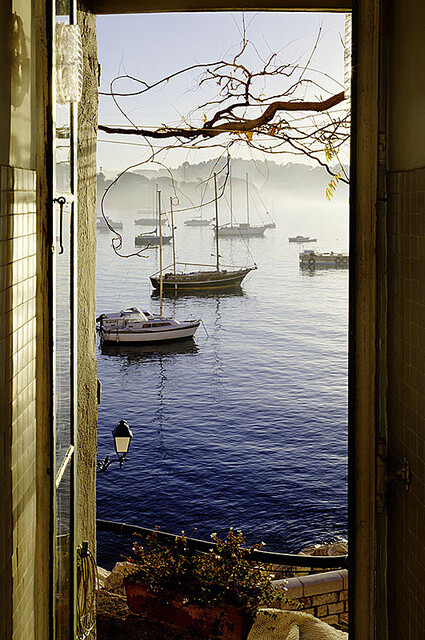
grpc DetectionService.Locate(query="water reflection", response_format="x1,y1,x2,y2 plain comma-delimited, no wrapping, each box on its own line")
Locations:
99,338,199,362
151,287,246,299
300,264,349,276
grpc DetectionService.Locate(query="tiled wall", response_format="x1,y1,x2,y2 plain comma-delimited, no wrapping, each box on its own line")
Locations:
387,167,425,638
0,164,37,640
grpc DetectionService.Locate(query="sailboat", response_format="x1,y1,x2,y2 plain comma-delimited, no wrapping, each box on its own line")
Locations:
184,215,213,227
135,184,162,225
215,173,267,238
135,186,172,246
150,174,257,293
98,191,201,344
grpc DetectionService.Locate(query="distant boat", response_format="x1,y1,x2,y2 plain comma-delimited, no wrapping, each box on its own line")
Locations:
250,181,276,229
215,173,267,238
97,306,200,343
150,172,256,294
300,250,349,267
289,235,317,243
184,216,213,227
135,230,172,246
135,188,172,246
97,215,123,231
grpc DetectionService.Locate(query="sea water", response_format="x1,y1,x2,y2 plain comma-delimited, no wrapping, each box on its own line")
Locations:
96,199,348,569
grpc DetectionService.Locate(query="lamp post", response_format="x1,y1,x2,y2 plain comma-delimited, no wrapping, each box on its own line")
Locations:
97,420,133,473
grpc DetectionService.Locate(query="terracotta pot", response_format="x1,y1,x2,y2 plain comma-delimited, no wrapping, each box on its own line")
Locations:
125,583,252,639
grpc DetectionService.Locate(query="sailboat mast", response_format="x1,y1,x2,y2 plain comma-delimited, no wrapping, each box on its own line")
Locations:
214,173,220,272
229,162,233,229
246,172,250,225
158,190,163,316
170,197,176,275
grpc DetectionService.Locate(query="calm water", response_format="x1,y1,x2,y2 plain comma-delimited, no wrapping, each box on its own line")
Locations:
96,199,348,569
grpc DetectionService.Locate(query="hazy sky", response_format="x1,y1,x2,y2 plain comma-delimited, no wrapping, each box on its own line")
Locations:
97,12,347,173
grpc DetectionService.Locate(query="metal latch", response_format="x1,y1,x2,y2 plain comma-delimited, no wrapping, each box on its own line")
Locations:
388,457,412,492
53,196,67,254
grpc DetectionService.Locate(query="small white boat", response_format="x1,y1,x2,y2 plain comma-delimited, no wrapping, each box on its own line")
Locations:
289,235,317,243
184,217,213,227
300,250,349,267
216,222,267,238
97,216,123,230
97,307,200,343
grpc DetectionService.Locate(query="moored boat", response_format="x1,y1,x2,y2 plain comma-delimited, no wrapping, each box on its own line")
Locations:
135,231,172,246
184,217,213,227
216,222,266,237
289,235,317,243
97,307,200,343
300,250,349,267
150,171,257,293
150,265,256,292
215,173,267,238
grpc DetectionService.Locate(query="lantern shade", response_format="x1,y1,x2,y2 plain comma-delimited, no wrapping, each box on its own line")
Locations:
112,420,133,458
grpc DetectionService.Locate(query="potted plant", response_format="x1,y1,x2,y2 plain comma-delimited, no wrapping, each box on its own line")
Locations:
123,529,289,640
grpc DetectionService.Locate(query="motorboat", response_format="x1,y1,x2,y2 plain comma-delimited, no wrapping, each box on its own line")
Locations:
97,215,123,231
300,250,349,267
289,235,317,243
97,307,200,343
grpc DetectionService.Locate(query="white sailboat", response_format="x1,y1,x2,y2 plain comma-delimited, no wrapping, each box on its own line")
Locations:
215,172,267,238
135,186,172,246
97,307,200,343
98,193,201,344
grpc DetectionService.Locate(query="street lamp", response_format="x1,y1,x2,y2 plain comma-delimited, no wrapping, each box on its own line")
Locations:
97,420,133,473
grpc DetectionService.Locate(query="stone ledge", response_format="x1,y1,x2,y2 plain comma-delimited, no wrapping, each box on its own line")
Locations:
277,569,348,598
273,570,348,629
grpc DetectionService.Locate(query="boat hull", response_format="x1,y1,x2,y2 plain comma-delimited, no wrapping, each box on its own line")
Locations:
300,252,349,267
216,227,266,237
135,235,172,246
184,219,212,227
100,322,200,343
150,268,255,292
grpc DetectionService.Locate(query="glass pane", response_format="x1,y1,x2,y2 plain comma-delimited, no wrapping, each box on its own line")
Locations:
56,0,70,16
55,202,72,465
55,463,72,640
56,105,72,194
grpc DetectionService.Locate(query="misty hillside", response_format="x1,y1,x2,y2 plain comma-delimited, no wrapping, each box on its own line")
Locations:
97,158,348,217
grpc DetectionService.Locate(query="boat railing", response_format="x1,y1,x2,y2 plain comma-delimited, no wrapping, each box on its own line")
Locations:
97,519,348,577
150,262,251,276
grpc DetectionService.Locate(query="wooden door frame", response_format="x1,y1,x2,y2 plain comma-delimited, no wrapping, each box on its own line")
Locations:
87,1,382,637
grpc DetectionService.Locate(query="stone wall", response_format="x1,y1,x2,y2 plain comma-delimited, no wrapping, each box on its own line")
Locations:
274,570,348,627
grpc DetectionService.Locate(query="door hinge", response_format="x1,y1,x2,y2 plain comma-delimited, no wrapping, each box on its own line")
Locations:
376,437,413,512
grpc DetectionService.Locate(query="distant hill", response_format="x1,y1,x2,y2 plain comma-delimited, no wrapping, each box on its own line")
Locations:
97,158,348,217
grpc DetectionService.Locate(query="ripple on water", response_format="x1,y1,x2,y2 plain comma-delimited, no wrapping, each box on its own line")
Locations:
96,215,348,568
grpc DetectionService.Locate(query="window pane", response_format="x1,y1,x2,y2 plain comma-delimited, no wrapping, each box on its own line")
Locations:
55,202,72,465
55,463,72,640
